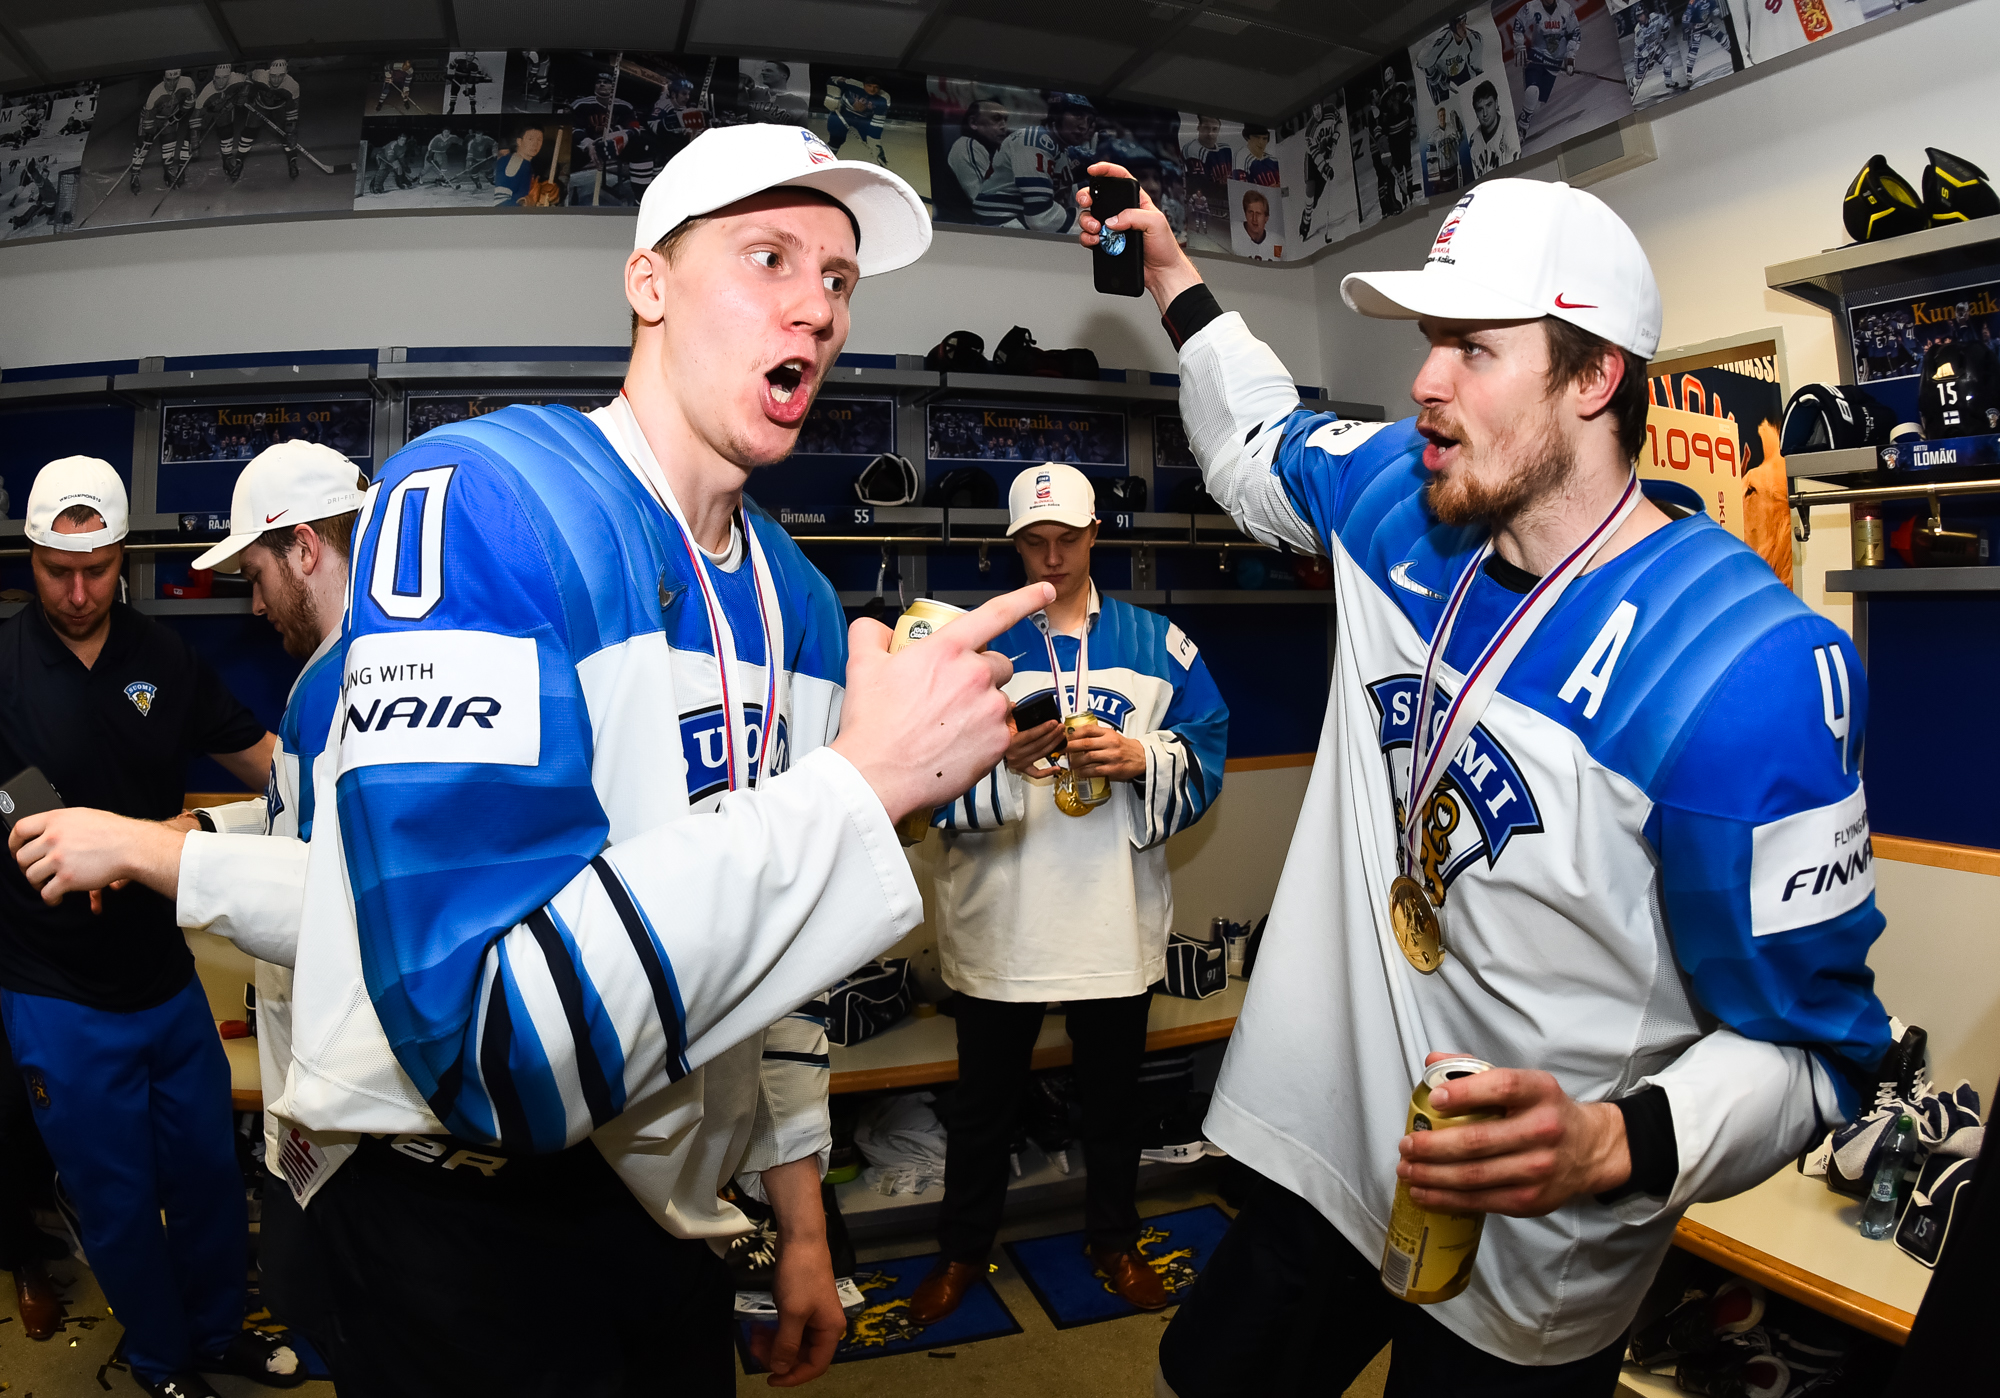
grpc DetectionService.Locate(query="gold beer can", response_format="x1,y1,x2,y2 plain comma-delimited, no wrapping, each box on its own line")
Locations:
1053,712,1111,815
1380,1056,1498,1305
887,598,969,846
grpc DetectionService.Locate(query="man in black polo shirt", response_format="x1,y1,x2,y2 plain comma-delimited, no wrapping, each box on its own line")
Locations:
0,457,297,1396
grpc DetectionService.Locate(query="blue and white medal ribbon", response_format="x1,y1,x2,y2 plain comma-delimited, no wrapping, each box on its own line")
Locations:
1392,472,1642,969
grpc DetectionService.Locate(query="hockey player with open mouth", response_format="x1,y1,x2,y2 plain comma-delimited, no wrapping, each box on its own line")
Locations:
1080,171,1889,1395
225,123,1036,1394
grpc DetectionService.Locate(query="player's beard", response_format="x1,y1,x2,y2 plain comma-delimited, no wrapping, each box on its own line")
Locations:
269,564,324,660
1421,394,1576,530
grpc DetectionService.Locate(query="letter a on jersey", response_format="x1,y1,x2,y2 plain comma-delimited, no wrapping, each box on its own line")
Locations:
1559,601,1637,720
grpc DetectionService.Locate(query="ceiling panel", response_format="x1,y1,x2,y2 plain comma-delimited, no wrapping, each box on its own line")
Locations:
1117,43,1366,122
687,0,926,59
1210,0,1452,47
0,50,29,85
456,0,691,51
220,0,443,50
947,0,1172,48
1157,18,1332,78
20,5,223,75
917,16,1135,89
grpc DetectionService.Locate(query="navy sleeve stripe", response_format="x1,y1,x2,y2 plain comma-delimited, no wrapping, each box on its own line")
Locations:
589,854,689,1081
526,909,618,1131
762,1050,831,1068
480,957,535,1151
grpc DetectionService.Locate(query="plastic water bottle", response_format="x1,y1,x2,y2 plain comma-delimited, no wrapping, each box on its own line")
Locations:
1859,1114,1915,1240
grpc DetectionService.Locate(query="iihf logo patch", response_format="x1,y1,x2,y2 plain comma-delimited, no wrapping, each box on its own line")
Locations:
802,131,836,165
1367,674,1543,905
1034,472,1053,502
124,680,158,716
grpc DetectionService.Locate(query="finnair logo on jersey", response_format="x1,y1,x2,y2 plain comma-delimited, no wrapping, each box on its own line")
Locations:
340,630,540,770
1368,674,1543,891
1749,786,1874,937
679,704,790,803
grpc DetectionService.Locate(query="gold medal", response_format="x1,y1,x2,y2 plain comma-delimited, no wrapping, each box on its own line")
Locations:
1389,875,1444,974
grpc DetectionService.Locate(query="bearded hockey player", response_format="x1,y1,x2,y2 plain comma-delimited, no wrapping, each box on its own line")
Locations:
263,124,1046,1393
129,69,194,191
1512,0,1583,140
1079,170,1889,1396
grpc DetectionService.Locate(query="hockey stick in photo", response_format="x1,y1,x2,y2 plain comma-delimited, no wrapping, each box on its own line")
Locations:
594,51,624,208
75,132,165,229
246,105,336,174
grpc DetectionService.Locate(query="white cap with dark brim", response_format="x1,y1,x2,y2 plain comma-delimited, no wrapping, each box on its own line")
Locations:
633,123,931,277
1341,178,1662,360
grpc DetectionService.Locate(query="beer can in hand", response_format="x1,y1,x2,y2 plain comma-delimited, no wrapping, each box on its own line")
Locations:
887,598,969,846
1380,1056,1497,1305
1053,712,1111,815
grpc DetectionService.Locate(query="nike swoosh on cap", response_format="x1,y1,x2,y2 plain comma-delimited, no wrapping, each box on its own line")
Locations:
264,510,288,523
1388,560,1446,601
1552,294,1597,309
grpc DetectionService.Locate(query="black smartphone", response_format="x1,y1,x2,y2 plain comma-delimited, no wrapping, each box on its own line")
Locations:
0,767,64,833
1011,692,1062,732
1090,176,1145,298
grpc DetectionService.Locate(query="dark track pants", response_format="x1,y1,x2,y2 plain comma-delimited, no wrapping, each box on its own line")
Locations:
1160,1173,1626,1397
1,977,244,1381
935,989,1153,1261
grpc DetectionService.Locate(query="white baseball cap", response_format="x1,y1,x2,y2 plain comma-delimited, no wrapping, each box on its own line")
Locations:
1007,463,1097,536
1341,179,1662,359
26,456,128,552
633,123,931,277
193,440,367,573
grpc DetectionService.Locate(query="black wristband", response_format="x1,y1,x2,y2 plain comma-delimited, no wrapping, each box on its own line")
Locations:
1596,1085,1678,1205
194,809,216,833
1162,283,1224,350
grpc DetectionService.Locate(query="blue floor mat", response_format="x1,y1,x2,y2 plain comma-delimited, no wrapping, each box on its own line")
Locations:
1003,1203,1233,1330
736,1249,1022,1371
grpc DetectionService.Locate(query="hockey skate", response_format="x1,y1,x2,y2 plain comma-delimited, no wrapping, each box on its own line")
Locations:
128,163,143,193
286,151,299,179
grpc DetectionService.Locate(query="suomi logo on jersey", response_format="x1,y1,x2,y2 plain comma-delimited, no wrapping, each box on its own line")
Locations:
1368,674,1542,903
1017,684,1135,730
679,703,790,804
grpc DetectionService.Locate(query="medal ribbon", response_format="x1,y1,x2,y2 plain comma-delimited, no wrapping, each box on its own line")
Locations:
1402,473,1642,879
1038,603,1092,723
607,395,784,792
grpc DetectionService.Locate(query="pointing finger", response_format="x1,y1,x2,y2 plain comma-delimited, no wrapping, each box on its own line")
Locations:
944,582,1056,653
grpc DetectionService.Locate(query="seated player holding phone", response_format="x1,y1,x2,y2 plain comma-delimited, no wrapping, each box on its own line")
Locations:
908,463,1228,1323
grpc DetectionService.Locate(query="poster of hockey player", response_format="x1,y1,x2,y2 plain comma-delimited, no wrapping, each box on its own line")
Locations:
505,51,554,113
157,398,373,512
439,51,504,118
927,404,1125,467
1351,55,1423,221
1610,0,1742,109
1228,180,1283,261
1277,98,1361,251
1494,0,1632,156
72,57,362,232
405,391,614,444
737,59,810,125
553,51,729,208
1410,10,1520,188
1725,0,1868,65
806,68,932,209
1845,282,2000,423
354,115,511,210
0,82,97,240
928,81,1177,239
1173,112,1246,256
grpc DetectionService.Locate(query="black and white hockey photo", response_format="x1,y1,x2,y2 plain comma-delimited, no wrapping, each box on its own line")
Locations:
1496,0,1633,156
736,58,811,126
1278,97,1361,250
72,57,362,232
353,115,508,210
1611,0,1743,109
0,82,97,240
1350,53,1422,223
553,51,728,207
504,51,555,113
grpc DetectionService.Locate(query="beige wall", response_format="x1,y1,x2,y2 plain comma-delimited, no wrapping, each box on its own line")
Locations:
1872,858,2000,1089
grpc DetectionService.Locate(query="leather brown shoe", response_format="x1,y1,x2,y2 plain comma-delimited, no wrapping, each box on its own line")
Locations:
14,1257,62,1340
908,1259,983,1325
1090,1244,1170,1311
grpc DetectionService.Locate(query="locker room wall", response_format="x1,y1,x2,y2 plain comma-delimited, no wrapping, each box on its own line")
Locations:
0,220,1323,390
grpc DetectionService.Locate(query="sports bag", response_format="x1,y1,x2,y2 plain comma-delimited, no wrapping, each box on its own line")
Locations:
827,958,916,1047
1157,933,1227,1000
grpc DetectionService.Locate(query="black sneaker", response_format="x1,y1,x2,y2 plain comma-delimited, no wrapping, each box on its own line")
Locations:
139,1374,224,1398
1676,1346,1790,1398
197,1328,306,1388
1629,1280,1765,1368
1827,1023,1929,1199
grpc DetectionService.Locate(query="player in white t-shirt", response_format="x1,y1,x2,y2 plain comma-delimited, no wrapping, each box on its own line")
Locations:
1078,168,1889,1395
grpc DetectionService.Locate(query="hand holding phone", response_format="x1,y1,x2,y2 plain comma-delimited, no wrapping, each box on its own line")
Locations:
1089,176,1145,297
0,767,63,834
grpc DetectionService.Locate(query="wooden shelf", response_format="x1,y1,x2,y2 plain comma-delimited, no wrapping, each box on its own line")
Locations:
1766,220,2000,314
828,977,1246,1095
1674,1167,1929,1344
1825,567,2000,593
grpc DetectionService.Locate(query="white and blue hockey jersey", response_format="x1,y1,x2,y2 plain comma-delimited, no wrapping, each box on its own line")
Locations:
274,400,919,1236
931,588,1227,1002
1178,312,1890,1363
980,123,1073,231
179,629,349,1195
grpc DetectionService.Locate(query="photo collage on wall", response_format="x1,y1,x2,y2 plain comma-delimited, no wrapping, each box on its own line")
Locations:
0,82,97,240
1495,0,1633,157
1278,96,1361,252
74,58,363,231
356,51,561,210
1409,10,1517,198
1608,0,1743,109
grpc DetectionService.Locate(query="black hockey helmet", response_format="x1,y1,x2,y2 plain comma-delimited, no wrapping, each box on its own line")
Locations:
924,467,999,510
1842,155,1926,244
1917,338,2000,440
1922,148,2000,227
853,452,919,507
1779,383,1894,456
